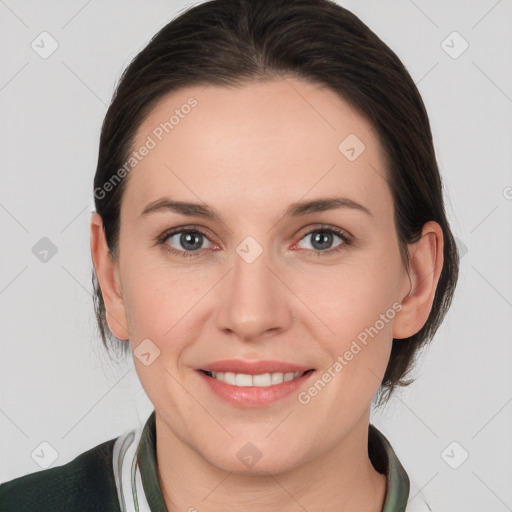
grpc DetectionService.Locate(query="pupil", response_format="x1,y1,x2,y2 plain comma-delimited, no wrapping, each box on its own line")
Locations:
181,232,202,250
312,231,332,250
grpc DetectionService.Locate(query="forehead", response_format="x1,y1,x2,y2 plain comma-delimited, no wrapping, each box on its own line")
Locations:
123,78,391,220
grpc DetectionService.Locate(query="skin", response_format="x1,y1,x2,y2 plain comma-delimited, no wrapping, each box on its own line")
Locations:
90,77,444,511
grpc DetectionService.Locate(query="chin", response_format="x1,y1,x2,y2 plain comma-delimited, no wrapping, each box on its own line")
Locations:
198,437,308,476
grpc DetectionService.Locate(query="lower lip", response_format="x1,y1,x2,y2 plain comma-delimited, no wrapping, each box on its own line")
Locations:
197,371,315,408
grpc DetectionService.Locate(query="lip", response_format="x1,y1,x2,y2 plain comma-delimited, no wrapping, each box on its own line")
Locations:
198,359,313,374
196,359,315,408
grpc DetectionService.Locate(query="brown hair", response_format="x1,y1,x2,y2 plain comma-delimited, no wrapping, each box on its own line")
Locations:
92,0,459,404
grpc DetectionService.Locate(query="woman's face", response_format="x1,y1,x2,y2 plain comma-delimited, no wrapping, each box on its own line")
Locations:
111,78,412,473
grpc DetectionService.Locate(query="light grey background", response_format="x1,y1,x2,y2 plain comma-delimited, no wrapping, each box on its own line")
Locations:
1,1,511,510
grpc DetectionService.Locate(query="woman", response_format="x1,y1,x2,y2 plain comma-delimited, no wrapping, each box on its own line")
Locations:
0,0,458,510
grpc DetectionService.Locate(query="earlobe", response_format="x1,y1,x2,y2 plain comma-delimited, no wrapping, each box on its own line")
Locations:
393,221,444,340
90,213,130,341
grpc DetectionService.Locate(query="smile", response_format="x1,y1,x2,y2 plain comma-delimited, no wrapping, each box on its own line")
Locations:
197,362,316,407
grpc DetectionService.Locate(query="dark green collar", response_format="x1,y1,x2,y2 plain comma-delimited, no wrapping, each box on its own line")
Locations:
137,411,409,511
136,411,167,511
369,424,410,511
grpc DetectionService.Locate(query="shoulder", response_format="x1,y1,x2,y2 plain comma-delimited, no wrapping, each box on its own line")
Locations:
0,437,121,512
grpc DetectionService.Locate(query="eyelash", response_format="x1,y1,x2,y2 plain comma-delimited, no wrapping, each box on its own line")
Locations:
157,224,352,258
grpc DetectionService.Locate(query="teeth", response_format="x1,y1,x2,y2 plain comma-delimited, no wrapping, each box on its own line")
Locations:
235,373,253,386
209,371,302,387
271,372,283,385
223,372,236,385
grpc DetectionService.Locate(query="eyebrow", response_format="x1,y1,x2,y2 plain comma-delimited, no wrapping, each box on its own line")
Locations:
140,196,372,220
285,197,372,217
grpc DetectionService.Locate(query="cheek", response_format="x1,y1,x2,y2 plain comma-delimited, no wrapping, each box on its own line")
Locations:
292,251,402,340
289,246,402,398
119,252,216,345
119,250,176,336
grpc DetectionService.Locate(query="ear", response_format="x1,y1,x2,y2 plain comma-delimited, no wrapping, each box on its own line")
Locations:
393,221,444,339
90,212,130,341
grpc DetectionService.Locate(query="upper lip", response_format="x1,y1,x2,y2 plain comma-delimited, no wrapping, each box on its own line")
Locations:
198,359,314,375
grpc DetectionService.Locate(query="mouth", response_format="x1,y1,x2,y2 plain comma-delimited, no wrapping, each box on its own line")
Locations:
200,369,314,387
195,360,316,407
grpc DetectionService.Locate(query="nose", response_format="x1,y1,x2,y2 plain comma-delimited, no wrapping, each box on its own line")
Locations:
215,244,293,342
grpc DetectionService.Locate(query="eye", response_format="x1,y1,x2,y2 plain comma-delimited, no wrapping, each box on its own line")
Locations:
158,225,350,258
161,228,215,255
296,226,350,254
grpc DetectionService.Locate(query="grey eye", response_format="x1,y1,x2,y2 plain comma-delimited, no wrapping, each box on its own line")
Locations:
298,230,344,251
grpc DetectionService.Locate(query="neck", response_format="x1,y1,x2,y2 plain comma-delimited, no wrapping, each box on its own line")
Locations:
155,411,386,512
